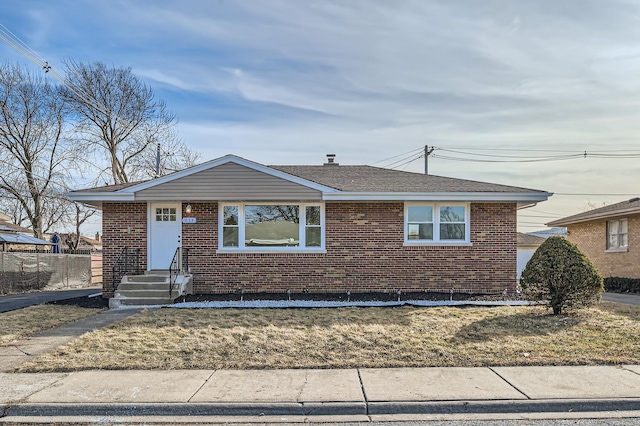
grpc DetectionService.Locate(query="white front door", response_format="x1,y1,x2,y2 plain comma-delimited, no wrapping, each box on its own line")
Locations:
148,203,182,270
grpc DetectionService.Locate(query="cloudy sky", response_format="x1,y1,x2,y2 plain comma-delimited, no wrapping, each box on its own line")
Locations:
2,0,640,233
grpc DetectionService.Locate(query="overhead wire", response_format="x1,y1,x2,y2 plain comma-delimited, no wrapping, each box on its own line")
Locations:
0,23,47,68
369,147,424,165
435,146,640,153
0,23,140,135
431,153,584,163
434,147,640,161
387,152,424,170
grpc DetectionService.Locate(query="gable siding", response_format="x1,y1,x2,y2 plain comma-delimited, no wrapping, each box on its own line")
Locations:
135,162,322,201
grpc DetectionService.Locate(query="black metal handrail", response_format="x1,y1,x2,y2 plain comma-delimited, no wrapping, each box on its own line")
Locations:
111,247,141,293
169,247,189,297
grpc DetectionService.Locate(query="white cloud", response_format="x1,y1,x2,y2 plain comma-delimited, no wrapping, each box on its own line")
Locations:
3,0,640,233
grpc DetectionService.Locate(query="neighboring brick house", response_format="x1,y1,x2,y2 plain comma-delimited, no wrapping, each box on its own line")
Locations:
68,154,550,298
548,197,640,279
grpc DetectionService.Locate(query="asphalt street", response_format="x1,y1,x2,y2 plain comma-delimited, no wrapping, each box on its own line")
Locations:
0,287,101,313
602,291,640,306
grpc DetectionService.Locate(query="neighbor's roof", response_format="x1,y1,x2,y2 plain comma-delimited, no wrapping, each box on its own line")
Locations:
516,232,546,246
548,197,640,227
0,233,53,245
0,222,33,234
68,154,551,207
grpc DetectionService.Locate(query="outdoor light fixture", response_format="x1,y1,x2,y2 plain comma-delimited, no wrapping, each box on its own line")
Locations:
185,204,192,214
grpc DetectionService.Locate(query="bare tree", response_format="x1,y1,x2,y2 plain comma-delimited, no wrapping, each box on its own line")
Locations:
128,132,201,180
61,202,98,250
61,60,199,184
0,63,71,238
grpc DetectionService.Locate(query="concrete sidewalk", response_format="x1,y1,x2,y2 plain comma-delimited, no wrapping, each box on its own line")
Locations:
1,365,639,423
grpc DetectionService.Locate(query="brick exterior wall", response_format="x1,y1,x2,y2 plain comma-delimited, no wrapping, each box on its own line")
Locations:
102,202,148,296
566,215,640,279
103,201,518,296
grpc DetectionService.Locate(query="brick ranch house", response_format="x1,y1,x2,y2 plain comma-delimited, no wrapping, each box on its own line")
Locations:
68,154,550,302
548,197,640,279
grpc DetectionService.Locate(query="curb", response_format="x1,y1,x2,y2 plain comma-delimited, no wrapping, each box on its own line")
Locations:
3,402,367,417
4,398,640,419
367,398,640,415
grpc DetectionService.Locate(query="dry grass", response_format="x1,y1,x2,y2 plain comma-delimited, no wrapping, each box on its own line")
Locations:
0,305,103,347
15,302,640,372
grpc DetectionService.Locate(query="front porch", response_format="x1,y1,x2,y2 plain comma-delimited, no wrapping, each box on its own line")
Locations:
108,247,192,308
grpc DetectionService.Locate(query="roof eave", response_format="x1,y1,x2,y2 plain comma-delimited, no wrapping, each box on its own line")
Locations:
322,191,552,203
548,206,640,227
66,192,134,209
67,192,135,201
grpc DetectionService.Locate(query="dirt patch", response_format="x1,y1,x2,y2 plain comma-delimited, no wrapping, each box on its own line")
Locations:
46,294,109,309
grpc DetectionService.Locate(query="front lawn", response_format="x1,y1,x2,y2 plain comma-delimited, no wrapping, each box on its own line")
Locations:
0,305,103,347
14,302,640,372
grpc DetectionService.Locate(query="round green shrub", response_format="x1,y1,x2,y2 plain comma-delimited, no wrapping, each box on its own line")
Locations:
520,236,603,315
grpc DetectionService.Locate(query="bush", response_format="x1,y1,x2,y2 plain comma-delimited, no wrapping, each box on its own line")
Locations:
520,236,603,315
604,277,640,293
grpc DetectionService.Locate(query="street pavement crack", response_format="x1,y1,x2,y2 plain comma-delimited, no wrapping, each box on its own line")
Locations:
357,368,369,415
488,366,531,399
187,370,216,402
11,345,30,356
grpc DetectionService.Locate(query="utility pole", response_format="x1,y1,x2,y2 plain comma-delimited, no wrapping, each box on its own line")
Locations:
155,143,161,178
424,145,435,175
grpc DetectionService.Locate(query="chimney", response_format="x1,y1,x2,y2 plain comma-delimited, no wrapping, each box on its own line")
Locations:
324,154,338,166
95,232,100,242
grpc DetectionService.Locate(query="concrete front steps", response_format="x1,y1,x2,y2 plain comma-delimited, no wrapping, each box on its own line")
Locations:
109,272,193,309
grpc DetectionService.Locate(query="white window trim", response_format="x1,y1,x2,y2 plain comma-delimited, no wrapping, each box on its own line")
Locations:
606,218,628,251
404,202,471,245
218,202,325,252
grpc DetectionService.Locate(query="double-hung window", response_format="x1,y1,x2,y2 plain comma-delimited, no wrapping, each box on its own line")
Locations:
405,203,470,244
219,203,324,250
607,218,628,250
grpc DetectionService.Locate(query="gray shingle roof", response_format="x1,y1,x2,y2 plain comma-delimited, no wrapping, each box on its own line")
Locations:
517,232,547,246
72,181,142,193
548,197,640,226
70,157,546,195
270,165,543,193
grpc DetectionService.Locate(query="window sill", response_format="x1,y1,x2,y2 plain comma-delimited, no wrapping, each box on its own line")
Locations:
605,247,628,253
216,248,327,255
404,242,473,247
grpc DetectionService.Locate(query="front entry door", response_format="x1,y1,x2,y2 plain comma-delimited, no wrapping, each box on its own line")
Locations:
149,203,182,270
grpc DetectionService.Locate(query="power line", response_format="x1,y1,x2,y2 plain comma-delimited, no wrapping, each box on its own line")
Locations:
518,213,565,219
369,147,424,166
431,153,584,163
388,152,424,170
433,147,640,163
437,146,640,153
383,151,423,169
0,23,145,141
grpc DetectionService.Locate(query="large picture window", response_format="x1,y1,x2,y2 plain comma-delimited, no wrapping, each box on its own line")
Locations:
607,219,628,250
405,203,470,244
219,203,324,250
